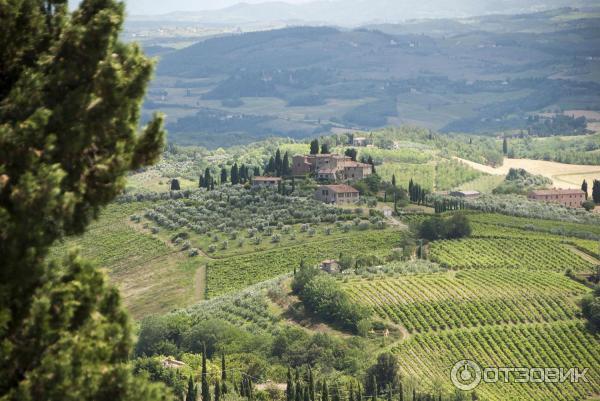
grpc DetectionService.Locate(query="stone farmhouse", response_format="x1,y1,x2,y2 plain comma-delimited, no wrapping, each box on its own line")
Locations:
251,176,282,189
292,154,372,181
314,184,360,204
527,188,586,208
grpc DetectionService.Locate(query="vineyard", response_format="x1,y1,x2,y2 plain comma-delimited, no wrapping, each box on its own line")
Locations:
428,238,592,272
206,229,402,297
392,321,600,401
341,269,587,332
468,213,600,239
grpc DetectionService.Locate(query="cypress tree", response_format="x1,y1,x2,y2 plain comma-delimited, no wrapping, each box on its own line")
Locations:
371,376,377,401
322,381,329,401
283,151,291,176
332,384,341,401
204,167,212,189
310,139,319,155
309,367,316,401
321,143,330,154
171,178,181,191
240,163,248,183
287,368,295,401
304,386,311,401
202,344,211,401
187,375,197,401
231,163,239,185
392,174,396,188
221,168,228,184
214,379,221,401
593,179,600,204
221,353,228,394
275,149,283,176
253,166,260,176
0,1,169,400
503,137,508,155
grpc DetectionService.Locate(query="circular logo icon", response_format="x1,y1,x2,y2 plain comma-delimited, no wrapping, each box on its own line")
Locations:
451,359,482,391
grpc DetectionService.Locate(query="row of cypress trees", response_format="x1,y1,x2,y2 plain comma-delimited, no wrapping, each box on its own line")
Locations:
186,358,468,401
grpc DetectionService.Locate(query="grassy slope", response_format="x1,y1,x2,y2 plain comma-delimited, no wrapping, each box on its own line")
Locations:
51,203,202,318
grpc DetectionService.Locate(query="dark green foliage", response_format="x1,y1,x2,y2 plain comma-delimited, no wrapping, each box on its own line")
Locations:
582,179,588,199
214,379,221,401
202,344,211,401
221,168,228,184
322,381,329,401
419,214,471,241
365,353,400,395
493,168,551,195
292,266,371,332
283,151,292,176
593,179,600,204
221,354,228,394
345,148,358,161
231,163,240,185
408,180,427,205
171,178,181,190
581,286,600,331
583,200,596,211
0,1,167,400
502,137,508,155
321,143,330,154
186,376,197,401
287,368,295,401
310,139,319,155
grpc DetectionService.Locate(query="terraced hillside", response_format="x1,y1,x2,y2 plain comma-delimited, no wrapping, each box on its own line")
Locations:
342,269,587,333
337,213,600,400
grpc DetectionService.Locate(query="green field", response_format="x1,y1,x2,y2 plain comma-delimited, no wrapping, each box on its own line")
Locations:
428,238,592,272
206,229,403,297
342,269,586,333
392,321,600,401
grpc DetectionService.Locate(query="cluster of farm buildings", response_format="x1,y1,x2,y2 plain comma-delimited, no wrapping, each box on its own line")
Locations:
251,151,590,208
252,151,370,204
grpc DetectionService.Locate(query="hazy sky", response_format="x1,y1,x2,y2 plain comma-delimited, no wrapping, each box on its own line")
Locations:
70,0,316,15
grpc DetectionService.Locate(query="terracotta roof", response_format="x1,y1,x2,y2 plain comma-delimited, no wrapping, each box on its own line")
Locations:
529,189,584,196
319,184,359,193
253,176,282,181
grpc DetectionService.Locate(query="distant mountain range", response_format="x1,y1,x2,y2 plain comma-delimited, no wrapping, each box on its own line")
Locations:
129,0,600,25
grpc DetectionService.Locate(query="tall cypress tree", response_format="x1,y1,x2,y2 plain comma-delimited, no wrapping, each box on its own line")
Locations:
309,367,316,401
322,381,329,401
187,375,197,401
221,353,228,394
593,179,600,204
287,368,295,401
202,344,211,401
371,376,377,401
240,163,247,183
214,379,221,401
221,168,228,184
231,163,239,185
275,149,283,176
283,151,291,176
310,139,319,155
0,2,169,400
204,167,212,189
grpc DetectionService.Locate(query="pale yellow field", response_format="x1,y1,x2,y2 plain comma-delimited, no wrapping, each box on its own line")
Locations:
454,157,600,194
